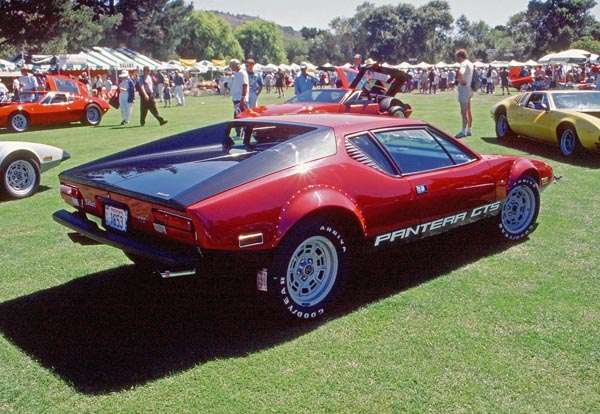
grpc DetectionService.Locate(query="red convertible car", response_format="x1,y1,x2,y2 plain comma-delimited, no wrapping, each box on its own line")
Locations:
238,64,413,119
0,75,110,132
53,114,553,320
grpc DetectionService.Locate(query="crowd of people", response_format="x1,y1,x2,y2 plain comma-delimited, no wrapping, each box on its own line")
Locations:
5,52,600,137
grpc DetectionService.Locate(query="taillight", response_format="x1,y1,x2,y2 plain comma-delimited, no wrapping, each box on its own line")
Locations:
152,210,194,233
60,184,82,207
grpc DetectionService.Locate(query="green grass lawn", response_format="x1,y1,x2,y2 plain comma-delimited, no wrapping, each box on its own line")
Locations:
1,88,599,413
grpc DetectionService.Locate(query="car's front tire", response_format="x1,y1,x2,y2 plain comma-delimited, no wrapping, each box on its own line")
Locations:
83,104,102,126
495,109,514,139
0,156,40,198
497,176,540,241
558,125,581,157
267,219,349,320
9,112,29,132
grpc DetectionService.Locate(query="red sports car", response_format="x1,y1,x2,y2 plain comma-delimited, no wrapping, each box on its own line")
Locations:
0,75,110,132
238,64,413,119
53,114,553,320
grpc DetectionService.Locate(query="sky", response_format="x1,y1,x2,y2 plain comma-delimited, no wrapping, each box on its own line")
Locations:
194,0,600,31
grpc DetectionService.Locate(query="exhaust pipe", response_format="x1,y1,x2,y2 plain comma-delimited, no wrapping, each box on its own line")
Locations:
159,269,197,278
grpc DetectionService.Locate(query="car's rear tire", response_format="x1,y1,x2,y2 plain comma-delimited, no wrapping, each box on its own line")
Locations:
495,109,514,139
83,103,102,126
0,156,40,198
9,112,29,132
497,176,540,241
558,125,581,157
267,219,349,320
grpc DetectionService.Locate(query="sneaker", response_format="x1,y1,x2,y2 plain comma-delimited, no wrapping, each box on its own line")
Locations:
466,131,472,136
160,119,168,126
455,131,466,138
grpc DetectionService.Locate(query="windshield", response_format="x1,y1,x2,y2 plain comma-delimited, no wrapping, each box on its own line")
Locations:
552,92,600,110
286,89,346,104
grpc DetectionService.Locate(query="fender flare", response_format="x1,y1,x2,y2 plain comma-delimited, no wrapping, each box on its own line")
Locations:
508,158,541,189
276,185,367,244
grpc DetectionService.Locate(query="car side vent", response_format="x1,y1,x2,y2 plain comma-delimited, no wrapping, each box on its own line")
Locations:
345,140,385,172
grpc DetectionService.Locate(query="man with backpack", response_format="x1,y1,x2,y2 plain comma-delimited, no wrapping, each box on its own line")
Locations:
454,49,474,138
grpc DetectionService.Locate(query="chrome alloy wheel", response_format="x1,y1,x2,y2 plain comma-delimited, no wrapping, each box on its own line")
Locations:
501,183,537,235
5,159,36,196
286,235,338,307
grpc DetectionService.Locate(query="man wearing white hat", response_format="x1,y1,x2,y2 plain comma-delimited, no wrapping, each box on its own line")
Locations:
294,62,316,96
229,58,248,117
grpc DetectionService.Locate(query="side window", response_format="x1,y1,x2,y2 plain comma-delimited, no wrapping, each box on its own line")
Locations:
347,134,396,175
430,130,476,165
526,93,544,110
372,128,455,174
51,94,67,104
518,93,531,107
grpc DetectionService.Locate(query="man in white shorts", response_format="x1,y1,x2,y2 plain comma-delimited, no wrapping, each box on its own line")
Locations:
455,49,473,138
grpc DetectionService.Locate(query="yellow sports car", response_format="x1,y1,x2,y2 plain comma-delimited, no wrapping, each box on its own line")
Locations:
491,90,600,157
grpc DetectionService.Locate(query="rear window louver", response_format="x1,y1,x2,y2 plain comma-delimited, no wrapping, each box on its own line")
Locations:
345,140,385,172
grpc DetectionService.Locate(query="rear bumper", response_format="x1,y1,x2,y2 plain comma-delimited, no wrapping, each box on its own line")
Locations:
52,209,201,267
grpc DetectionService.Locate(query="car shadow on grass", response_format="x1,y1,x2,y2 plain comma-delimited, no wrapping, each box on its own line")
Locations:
480,136,600,168
0,222,514,394
0,185,51,203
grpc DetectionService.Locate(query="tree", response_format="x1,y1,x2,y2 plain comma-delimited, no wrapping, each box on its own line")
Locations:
176,11,243,60
59,2,122,52
360,5,414,63
0,0,120,53
115,0,193,59
234,20,287,64
453,15,496,62
284,37,309,64
525,0,597,53
306,30,344,64
413,0,454,62
570,36,600,54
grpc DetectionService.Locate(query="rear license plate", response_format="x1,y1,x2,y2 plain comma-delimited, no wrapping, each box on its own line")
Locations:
104,204,128,232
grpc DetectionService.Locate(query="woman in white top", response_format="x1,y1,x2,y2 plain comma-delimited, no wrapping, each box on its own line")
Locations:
118,70,134,125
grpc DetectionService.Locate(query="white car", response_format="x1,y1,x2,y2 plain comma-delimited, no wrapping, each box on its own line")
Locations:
0,141,70,198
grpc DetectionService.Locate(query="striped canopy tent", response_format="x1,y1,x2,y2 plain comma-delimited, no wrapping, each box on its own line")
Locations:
56,52,97,71
0,58,17,70
537,49,594,65
118,48,164,69
82,47,127,70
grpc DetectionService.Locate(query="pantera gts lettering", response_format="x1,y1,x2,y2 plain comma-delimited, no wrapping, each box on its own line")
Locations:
374,201,501,247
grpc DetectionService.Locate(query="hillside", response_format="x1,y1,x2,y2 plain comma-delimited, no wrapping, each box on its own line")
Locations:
210,10,303,41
